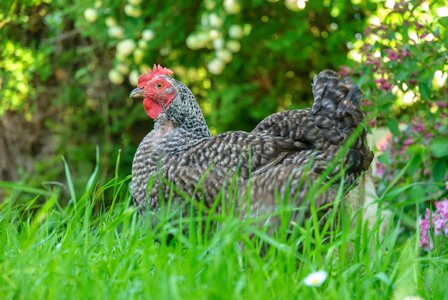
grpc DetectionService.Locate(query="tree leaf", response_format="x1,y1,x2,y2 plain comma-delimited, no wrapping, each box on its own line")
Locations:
430,138,448,158
387,119,400,137
418,82,431,100
433,158,447,184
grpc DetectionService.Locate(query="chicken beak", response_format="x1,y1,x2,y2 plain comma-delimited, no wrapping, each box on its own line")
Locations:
130,87,146,99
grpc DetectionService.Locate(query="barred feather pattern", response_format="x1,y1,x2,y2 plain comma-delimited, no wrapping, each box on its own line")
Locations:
252,70,373,186
131,70,373,223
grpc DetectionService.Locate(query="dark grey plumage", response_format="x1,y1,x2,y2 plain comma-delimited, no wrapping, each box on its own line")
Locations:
253,70,373,185
131,69,373,225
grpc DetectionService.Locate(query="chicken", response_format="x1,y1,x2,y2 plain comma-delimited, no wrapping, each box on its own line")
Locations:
130,65,373,225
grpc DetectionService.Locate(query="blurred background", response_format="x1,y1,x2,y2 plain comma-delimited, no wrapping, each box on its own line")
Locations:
0,0,446,206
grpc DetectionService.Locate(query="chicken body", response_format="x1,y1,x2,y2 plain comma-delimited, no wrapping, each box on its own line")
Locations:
253,70,373,185
131,66,373,224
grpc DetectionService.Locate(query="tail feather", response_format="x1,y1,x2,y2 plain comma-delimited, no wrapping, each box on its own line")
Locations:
311,70,363,117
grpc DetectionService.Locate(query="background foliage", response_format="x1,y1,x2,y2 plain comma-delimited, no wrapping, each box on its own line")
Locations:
0,0,446,207
0,0,447,298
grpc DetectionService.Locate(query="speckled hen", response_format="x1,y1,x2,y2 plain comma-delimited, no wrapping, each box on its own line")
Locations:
130,65,373,223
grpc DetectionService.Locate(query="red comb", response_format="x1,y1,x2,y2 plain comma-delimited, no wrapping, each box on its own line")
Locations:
138,64,174,84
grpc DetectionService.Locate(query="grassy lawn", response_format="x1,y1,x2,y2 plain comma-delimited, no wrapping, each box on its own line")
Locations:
1,164,447,300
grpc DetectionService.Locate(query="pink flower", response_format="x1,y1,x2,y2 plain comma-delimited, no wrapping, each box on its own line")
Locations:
403,137,414,146
400,136,413,155
363,99,373,106
419,200,448,251
436,101,447,109
375,162,386,177
435,200,448,219
374,78,392,91
412,123,425,132
339,65,352,77
423,132,433,140
385,49,400,61
419,212,433,250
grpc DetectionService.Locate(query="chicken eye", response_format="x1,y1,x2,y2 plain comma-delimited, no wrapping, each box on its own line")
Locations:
155,83,163,89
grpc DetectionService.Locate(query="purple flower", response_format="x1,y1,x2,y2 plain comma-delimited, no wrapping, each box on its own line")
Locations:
419,200,448,251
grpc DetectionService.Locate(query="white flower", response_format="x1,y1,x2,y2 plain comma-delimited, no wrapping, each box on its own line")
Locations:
226,40,241,52
108,26,124,39
138,39,148,49
124,4,142,17
209,29,220,40
116,39,136,57
129,70,140,86
204,0,216,10
208,13,223,28
142,29,154,41
186,35,200,50
213,38,225,49
228,24,243,39
139,64,149,73
128,0,142,5
108,69,125,84
201,14,209,27
284,0,299,11
84,8,98,23
133,48,144,64
159,46,171,56
187,34,208,50
436,7,448,17
303,270,328,287
116,63,130,75
224,0,241,14
285,0,307,11
105,17,117,27
208,58,225,75
216,49,232,63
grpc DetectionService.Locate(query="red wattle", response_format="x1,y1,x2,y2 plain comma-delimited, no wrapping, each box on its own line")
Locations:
143,98,162,119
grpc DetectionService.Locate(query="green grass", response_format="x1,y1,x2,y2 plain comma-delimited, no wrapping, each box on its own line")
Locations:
0,161,447,300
